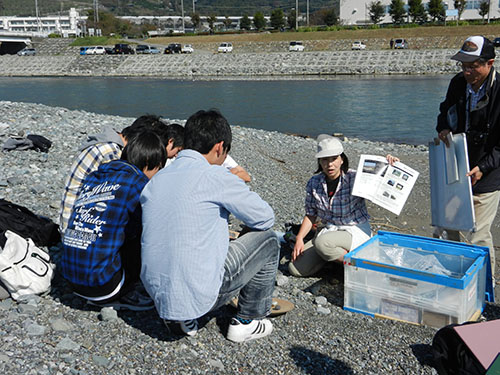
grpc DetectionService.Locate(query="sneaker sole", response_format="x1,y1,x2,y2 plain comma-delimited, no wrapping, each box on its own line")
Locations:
88,301,155,311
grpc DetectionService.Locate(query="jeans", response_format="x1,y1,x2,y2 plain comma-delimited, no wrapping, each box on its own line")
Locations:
210,229,279,320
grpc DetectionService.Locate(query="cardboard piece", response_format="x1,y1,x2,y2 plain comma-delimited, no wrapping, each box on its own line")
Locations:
454,319,500,370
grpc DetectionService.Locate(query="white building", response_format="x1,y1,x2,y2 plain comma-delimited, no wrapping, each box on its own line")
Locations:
339,0,500,25
0,8,86,37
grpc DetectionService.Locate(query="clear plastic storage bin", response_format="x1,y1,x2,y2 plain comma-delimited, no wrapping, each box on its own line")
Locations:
343,231,493,328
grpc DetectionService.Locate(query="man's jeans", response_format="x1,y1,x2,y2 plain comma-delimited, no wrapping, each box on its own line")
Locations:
210,229,279,320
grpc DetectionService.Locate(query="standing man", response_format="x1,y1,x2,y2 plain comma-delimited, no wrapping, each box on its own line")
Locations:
437,36,500,278
140,110,279,342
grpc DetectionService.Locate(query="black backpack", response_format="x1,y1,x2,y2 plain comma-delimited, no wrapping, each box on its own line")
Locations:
27,134,52,153
0,199,60,248
432,322,486,375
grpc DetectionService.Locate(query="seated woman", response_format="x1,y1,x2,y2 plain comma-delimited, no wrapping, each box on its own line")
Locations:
60,130,167,310
289,135,398,277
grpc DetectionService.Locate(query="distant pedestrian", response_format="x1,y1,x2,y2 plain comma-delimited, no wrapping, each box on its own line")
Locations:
390,38,394,49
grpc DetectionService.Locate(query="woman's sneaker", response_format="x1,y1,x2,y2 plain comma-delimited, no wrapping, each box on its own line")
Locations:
226,317,273,343
163,319,198,337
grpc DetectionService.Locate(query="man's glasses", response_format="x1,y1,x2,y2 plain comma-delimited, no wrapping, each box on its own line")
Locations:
456,61,484,71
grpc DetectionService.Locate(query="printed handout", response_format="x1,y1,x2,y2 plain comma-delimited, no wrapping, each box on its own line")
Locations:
352,155,419,215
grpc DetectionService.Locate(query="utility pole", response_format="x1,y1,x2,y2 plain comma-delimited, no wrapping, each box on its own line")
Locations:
35,0,40,32
306,0,309,26
93,0,99,24
295,0,298,29
487,0,491,24
193,0,195,14
181,0,185,32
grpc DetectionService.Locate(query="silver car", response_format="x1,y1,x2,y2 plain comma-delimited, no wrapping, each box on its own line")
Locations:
17,48,36,56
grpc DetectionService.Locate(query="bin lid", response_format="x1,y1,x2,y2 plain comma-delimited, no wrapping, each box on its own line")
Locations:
345,231,494,303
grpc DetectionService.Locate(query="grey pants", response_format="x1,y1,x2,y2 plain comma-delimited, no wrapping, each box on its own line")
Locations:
288,230,352,277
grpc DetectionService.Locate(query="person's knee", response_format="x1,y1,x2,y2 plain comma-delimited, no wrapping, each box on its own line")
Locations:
288,261,306,277
314,235,346,262
238,229,279,259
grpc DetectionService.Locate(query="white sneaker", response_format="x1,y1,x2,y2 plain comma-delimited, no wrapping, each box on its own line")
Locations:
226,317,273,343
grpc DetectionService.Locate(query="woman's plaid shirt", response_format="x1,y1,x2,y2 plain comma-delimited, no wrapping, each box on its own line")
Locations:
305,170,369,226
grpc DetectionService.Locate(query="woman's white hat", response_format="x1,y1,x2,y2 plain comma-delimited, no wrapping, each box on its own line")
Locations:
315,136,344,158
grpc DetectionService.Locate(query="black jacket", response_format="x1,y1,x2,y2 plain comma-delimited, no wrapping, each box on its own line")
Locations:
437,68,500,194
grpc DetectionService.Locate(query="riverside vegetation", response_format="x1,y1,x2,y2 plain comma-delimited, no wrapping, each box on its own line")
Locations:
0,101,499,374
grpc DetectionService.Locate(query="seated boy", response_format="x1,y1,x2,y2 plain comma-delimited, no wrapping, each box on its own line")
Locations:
59,115,184,235
60,130,167,310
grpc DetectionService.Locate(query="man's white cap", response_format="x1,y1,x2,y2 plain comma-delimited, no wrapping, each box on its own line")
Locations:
451,36,495,63
315,136,344,158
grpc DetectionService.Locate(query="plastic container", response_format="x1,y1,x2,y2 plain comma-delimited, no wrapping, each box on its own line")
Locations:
343,231,493,328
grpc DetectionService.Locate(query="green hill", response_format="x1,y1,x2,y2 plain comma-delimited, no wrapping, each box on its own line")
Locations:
1,0,339,17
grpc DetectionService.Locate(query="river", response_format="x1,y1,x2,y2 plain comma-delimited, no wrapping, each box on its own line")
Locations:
0,75,453,145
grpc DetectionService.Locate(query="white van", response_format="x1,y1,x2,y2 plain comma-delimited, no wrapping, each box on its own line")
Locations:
218,42,233,53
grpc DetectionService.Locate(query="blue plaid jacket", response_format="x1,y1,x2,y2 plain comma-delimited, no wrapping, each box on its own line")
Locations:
61,160,148,287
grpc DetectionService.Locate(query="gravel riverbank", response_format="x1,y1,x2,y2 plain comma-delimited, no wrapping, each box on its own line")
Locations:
0,101,499,375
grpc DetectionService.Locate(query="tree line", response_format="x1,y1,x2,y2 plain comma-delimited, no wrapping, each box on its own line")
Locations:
189,8,338,31
368,0,492,25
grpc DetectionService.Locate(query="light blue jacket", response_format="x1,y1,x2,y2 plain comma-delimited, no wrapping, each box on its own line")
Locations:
140,149,274,320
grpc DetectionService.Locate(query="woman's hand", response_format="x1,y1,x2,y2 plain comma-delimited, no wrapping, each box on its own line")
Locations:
386,154,400,165
291,215,315,262
292,237,305,262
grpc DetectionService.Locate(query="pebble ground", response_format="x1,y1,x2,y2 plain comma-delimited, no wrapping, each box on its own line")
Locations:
0,101,499,375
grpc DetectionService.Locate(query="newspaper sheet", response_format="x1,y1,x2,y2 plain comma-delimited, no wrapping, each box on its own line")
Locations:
352,155,419,215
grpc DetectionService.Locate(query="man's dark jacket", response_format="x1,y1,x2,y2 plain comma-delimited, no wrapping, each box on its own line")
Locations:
437,68,500,194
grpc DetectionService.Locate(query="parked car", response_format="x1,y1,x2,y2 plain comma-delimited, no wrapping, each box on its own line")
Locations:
79,47,89,55
105,47,114,55
394,38,408,49
135,44,149,54
136,45,161,54
113,43,135,54
289,41,304,52
351,41,366,50
217,42,233,53
181,44,194,54
86,46,106,55
17,48,36,56
493,37,500,48
164,43,182,54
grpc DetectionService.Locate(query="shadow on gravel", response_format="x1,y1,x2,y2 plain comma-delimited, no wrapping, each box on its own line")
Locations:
289,346,354,375
301,263,345,308
483,302,500,320
410,343,435,367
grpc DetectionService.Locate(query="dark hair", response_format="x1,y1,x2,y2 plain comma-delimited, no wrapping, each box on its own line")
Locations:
120,129,167,172
184,109,232,154
315,153,349,174
121,114,165,141
477,58,490,64
154,123,185,149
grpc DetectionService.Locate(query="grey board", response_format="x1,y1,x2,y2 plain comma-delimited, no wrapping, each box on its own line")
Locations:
429,133,475,232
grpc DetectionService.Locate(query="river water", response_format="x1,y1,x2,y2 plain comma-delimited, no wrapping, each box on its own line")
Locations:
0,75,453,145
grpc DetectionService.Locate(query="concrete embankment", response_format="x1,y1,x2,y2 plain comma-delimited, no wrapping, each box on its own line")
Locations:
0,49,463,77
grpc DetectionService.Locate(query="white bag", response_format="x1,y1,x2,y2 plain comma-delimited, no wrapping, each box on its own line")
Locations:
0,230,54,300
